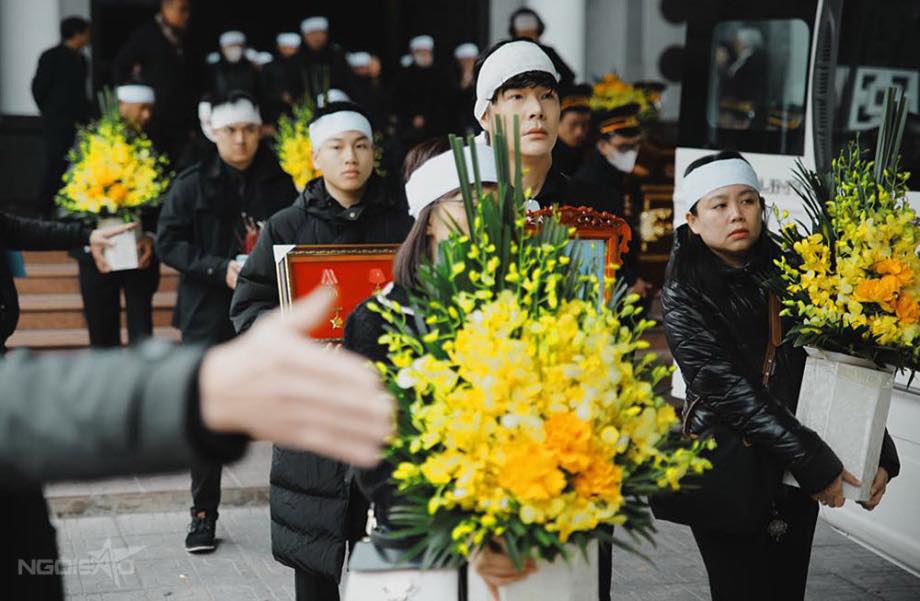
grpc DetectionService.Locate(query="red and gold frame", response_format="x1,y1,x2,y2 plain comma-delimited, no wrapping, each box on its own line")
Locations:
527,206,632,285
275,244,401,342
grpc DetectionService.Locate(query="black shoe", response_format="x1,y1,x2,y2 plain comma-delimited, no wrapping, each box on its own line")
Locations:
185,511,217,553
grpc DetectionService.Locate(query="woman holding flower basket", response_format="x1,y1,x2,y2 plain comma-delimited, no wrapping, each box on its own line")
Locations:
655,151,900,601
341,121,709,601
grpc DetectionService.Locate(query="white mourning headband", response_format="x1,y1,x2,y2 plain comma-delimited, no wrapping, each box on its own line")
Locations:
277,33,301,47
474,40,558,120
116,85,155,104
454,43,479,60
301,17,328,34
347,52,371,68
209,98,262,130
513,13,540,32
219,31,245,47
308,111,373,149
405,144,498,218
680,158,761,209
409,35,434,51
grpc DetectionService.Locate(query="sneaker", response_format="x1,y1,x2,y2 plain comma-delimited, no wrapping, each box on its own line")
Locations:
185,511,217,553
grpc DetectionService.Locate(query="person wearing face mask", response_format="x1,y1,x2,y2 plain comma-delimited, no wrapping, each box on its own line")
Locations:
472,40,603,212
659,151,899,601
393,35,453,147
552,83,593,176
156,91,296,553
228,102,411,600
574,103,652,296
208,31,262,103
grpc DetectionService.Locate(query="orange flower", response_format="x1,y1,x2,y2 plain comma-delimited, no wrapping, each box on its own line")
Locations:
107,183,128,202
874,259,914,287
854,276,901,310
574,457,623,501
498,440,566,503
895,294,920,324
544,412,593,473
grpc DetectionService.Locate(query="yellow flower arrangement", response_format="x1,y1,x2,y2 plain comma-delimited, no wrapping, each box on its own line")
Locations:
590,73,657,119
275,101,321,191
373,126,710,567
56,93,171,219
773,89,918,368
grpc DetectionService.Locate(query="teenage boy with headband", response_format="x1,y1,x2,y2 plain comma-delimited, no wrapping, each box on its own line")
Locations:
229,102,411,600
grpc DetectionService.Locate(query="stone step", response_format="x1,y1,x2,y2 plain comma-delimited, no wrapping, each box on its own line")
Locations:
15,262,178,294
20,250,76,264
17,291,176,329
6,326,180,349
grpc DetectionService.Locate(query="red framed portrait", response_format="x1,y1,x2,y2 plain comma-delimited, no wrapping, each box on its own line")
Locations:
527,206,632,285
275,244,401,341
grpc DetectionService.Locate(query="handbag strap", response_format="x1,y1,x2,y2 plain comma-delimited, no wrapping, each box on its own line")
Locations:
761,293,781,386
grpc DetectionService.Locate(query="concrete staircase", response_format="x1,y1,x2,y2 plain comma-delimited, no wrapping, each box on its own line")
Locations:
9,250,180,350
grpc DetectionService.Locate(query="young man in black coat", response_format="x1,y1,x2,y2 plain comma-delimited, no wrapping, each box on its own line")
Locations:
208,31,262,103
295,16,355,105
112,0,198,164
31,16,93,217
392,35,453,146
70,83,163,349
230,102,411,601
156,91,296,553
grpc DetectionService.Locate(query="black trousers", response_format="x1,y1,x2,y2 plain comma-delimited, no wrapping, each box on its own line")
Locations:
0,485,64,600
76,254,160,348
295,569,340,601
690,485,819,601
185,329,236,516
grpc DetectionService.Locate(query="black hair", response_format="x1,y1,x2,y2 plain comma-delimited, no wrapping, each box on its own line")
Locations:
210,89,260,112
392,137,454,291
308,101,372,127
665,151,774,297
507,7,545,38
60,16,90,40
473,39,560,102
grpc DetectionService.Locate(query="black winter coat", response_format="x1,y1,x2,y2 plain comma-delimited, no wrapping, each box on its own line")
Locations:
156,145,295,343
293,43,355,102
31,45,91,137
0,214,88,347
661,225,899,495
208,59,262,102
228,173,411,582
112,18,199,160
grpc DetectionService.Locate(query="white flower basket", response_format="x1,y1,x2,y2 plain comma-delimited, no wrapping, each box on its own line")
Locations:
98,216,139,271
783,347,895,501
467,540,598,601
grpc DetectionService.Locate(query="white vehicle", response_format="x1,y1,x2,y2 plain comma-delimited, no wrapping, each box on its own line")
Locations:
672,0,920,574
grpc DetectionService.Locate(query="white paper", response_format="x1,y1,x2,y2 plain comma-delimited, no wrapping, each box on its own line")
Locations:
783,348,894,501
103,229,139,271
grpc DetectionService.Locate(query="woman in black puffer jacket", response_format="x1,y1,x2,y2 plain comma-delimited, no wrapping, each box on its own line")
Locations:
661,151,899,601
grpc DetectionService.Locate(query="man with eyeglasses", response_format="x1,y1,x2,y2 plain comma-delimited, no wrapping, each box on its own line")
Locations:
156,90,296,552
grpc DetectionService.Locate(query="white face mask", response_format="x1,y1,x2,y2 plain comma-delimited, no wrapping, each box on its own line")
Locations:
223,46,244,63
606,148,638,173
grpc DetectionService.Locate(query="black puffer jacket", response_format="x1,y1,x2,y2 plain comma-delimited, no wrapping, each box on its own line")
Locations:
229,173,412,582
662,225,899,495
